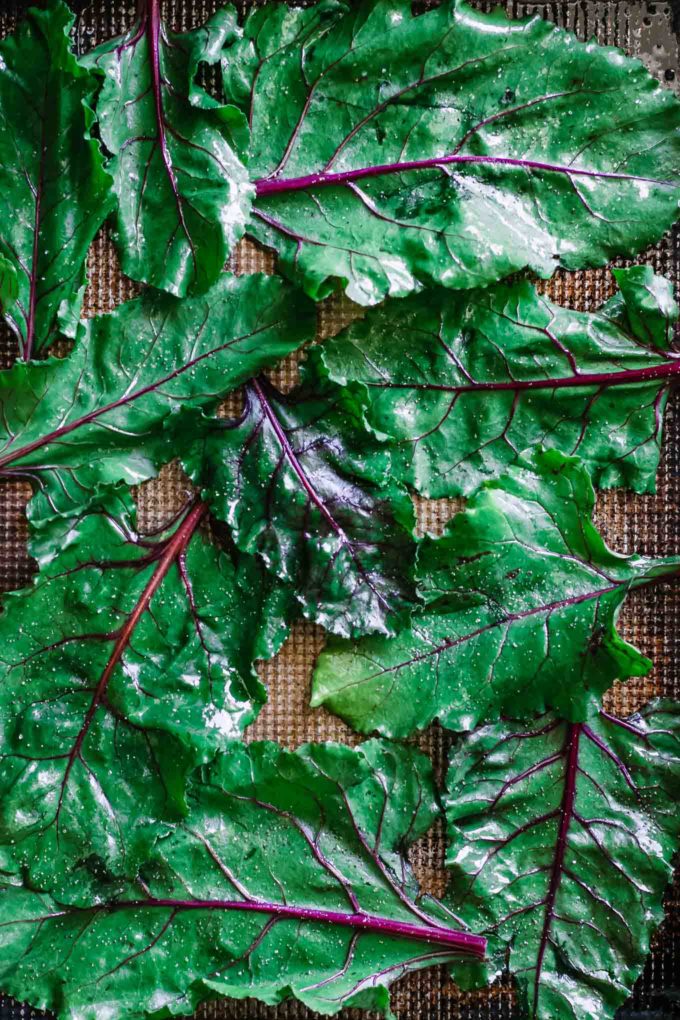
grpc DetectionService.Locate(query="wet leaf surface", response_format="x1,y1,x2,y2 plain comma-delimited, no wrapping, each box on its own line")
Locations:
183,357,417,638
444,701,680,1020
0,739,483,1018
321,266,680,497
313,449,680,736
226,0,680,304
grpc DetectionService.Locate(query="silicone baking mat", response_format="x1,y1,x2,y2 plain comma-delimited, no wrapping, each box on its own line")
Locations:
0,1,678,1017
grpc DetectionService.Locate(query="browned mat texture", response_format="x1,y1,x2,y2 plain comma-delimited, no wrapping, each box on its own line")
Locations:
0,1,679,1018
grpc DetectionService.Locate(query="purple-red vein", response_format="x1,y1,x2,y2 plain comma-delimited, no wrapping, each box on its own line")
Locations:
255,153,675,197
147,0,195,263
339,567,680,690
531,723,581,1016
249,377,391,611
6,896,486,956
367,359,680,394
23,82,49,362
54,500,207,818
0,319,280,472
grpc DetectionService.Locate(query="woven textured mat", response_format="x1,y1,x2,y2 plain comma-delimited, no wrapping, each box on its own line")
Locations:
1,1,679,1017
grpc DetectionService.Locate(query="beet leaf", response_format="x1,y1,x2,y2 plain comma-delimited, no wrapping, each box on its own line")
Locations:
223,0,680,305
321,266,679,497
0,488,293,892
0,273,314,529
313,449,680,737
0,739,484,1018
86,0,251,297
0,1,113,360
182,356,416,638
444,701,680,1020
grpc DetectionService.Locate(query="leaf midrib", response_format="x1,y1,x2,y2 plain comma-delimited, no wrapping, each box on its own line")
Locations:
0,317,284,472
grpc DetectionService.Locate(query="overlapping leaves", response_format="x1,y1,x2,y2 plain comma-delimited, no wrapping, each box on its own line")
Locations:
224,0,680,304
445,702,680,1020
0,740,484,1019
321,266,680,497
0,273,314,528
0,1,679,1017
313,449,680,737
0,489,293,892
86,0,250,297
0,1,113,359
183,355,416,637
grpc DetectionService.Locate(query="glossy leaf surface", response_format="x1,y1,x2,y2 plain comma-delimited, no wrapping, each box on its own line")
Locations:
444,702,680,1020
312,450,680,737
0,1,113,360
0,256,18,320
0,490,293,891
321,267,680,497
183,359,416,637
0,273,314,527
226,0,680,305
88,0,250,297
0,740,484,1018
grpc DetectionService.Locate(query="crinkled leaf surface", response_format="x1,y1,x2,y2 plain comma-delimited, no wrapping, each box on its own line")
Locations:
0,273,314,527
224,0,680,305
0,489,293,892
321,266,680,497
312,450,680,737
0,1,113,359
87,1,251,297
0,740,484,1019
444,701,680,1020
183,358,416,638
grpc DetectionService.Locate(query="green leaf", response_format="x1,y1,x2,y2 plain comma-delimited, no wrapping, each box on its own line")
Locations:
444,701,680,1020
321,266,680,497
0,256,18,318
0,488,294,892
0,739,484,1018
312,449,680,737
87,0,251,297
182,357,416,637
0,1,113,360
0,273,315,528
225,0,680,305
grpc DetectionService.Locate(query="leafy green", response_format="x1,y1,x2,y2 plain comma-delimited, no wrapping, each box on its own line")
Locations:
223,0,680,305
312,449,680,737
87,0,251,297
183,356,416,637
321,266,680,497
0,256,18,321
0,273,314,528
0,488,293,893
0,1,113,360
0,739,484,1019
444,701,680,1020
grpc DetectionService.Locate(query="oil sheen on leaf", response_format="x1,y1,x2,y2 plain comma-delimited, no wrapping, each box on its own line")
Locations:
87,0,251,297
224,0,680,304
0,1,113,359
0,489,293,892
0,740,485,1018
312,449,680,737
321,266,680,497
0,273,315,529
444,702,680,1020
182,356,416,638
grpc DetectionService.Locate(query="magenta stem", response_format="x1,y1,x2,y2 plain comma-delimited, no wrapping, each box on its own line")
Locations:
119,896,486,956
369,359,680,395
255,154,672,197
531,724,581,1013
